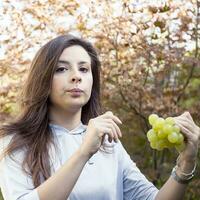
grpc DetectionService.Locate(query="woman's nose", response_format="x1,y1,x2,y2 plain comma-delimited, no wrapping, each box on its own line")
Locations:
71,73,81,83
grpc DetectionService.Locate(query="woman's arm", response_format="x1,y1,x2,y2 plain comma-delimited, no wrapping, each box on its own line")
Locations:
155,157,196,200
37,148,89,200
155,112,200,200
37,111,122,200
0,147,89,200
1,111,121,200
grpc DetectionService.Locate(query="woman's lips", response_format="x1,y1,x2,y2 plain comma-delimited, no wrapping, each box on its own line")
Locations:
66,88,83,97
68,88,83,92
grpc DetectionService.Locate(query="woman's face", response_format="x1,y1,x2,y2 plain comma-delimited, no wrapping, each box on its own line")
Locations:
49,45,93,112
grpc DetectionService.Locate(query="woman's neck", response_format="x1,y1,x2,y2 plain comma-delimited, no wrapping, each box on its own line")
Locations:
49,106,82,131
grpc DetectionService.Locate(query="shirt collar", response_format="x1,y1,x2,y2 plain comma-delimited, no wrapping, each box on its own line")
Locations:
49,122,87,135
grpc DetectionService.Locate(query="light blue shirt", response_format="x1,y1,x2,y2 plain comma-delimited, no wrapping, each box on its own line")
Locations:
0,123,158,200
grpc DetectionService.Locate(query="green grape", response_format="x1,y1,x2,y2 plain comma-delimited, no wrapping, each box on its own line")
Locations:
147,114,185,151
153,118,165,132
147,129,157,142
168,132,179,143
157,130,167,139
176,133,184,144
150,141,157,149
156,146,164,151
156,139,166,151
164,139,174,148
162,124,173,136
148,114,159,126
173,125,180,133
165,117,175,126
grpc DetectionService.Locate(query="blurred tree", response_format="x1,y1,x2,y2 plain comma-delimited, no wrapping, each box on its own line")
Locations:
0,0,200,199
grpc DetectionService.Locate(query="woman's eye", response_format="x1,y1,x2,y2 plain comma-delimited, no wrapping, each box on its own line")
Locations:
80,67,88,73
55,67,68,73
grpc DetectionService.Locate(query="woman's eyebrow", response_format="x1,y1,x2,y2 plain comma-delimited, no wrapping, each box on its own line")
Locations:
58,60,70,65
58,60,90,65
78,61,90,65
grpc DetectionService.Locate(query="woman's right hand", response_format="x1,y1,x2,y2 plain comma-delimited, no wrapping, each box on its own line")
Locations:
79,111,122,158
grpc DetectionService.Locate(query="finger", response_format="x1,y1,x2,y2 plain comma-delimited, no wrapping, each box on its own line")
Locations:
178,122,200,146
175,123,191,142
105,111,114,116
174,114,189,122
102,112,122,125
183,111,193,120
102,122,119,143
175,121,198,142
113,121,122,138
180,112,195,125
175,118,195,135
100,122,119,143
104,119,122,138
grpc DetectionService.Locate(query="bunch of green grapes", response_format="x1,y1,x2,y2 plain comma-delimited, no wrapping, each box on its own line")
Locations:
147,114,185,151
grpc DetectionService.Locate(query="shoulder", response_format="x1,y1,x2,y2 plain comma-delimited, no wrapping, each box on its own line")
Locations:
0,135,13,154
0,134,26,165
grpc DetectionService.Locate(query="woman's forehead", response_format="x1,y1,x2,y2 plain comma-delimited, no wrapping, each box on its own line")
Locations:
59,45,91,64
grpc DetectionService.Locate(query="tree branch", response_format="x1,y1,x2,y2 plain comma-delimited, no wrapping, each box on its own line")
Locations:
176,0,199,103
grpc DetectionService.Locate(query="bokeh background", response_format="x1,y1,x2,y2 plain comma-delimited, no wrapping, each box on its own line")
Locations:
0,0,200,199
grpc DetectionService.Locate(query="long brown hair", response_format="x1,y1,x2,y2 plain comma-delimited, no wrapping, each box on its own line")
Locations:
0,34,101,187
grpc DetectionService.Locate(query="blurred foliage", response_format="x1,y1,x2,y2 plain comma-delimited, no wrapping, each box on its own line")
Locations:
0,0,200,199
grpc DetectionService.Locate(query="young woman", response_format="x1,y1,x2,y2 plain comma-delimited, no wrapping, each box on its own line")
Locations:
0,34,199,200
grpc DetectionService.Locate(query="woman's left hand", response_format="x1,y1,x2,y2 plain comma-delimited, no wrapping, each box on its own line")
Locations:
174,112,200,164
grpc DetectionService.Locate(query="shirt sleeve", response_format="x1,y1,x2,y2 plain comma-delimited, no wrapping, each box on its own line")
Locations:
0,137,40,200
117,140,159,200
